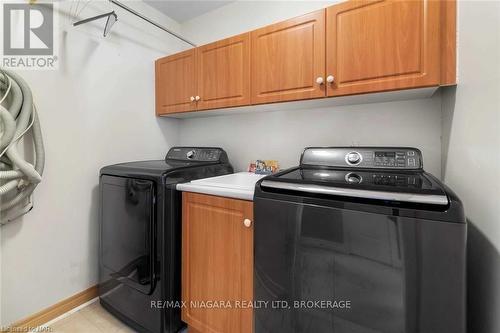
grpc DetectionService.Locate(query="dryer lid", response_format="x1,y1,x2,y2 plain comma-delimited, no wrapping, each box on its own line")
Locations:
100,147,230,180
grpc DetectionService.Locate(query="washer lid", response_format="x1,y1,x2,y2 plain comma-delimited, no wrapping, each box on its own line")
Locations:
261,167,448,206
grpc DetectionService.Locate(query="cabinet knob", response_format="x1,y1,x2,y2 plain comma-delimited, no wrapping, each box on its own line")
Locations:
243,218,252,228
195,96,201,101
190,96,195,102
316,77,324,85
326,75,335,83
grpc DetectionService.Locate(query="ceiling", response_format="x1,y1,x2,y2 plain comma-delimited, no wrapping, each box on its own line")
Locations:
144,0,235,23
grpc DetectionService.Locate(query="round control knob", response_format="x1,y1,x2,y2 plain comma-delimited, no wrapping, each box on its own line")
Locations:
243,218,252,228
346,152,361,165
345,173,362,184
186,150,195,159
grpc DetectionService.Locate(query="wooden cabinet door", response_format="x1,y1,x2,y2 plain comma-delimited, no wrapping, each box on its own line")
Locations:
251,10,326,104
326,0,441,97
155,49,197,115
197,33,251,110
182,193,253,333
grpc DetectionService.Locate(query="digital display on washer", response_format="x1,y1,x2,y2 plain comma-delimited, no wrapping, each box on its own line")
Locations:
375,152,396,157
374,151,406,167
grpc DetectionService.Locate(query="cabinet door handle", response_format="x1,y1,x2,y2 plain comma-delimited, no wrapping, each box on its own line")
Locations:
195,96,201,101
243,218,252,228
190,96,195,102
316,77,324,85
326,75,335,83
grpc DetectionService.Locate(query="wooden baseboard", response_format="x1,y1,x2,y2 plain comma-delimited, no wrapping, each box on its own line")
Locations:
2,285,98,333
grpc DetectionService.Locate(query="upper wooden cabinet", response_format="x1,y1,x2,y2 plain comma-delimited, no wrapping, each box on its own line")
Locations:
197,33,251,110
182,193,253,333
156,34,250,115
156,49,196,115
326,0,442,96
155,0,456,115
251,10,326,104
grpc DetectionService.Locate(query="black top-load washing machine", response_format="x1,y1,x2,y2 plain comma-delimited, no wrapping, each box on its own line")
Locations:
254,147,466,333
98,147,233,333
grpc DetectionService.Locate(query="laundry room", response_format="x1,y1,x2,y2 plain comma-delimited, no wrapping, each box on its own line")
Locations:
0,1,498,333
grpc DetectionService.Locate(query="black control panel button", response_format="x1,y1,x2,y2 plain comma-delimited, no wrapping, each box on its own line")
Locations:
345,173,362,184
346,152,361,165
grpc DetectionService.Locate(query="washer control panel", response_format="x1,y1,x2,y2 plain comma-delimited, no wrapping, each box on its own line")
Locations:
166,147,223,162
301,147,423,170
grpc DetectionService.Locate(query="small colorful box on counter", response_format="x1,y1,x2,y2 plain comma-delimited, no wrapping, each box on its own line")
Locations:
248,160,279,175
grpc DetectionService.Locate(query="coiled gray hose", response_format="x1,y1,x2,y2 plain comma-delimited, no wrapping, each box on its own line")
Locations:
0,68,45,224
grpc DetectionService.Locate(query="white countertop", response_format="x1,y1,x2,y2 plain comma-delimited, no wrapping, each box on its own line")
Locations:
176,172,267,201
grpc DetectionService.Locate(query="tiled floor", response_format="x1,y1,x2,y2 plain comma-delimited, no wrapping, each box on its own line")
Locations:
47,301,137,333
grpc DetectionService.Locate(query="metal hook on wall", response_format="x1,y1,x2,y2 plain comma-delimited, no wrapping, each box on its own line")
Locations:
73,11,118,37
72,0,196,47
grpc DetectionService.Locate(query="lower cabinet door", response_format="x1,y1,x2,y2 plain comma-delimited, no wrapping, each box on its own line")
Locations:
182,193,254,333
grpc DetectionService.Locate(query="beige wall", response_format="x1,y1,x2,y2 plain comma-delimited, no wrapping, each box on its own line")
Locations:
181,0,338,45
178,96,443,176
441,2,500,332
